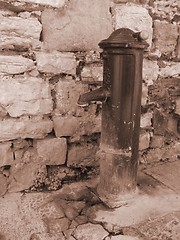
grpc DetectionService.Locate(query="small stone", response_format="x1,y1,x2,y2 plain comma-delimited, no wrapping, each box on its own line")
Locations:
143,59,159,86
73,223,108,240
0,55,35,75
67,143,99,167
46,217,70,233
141,83,149,106
23,0,66,8
0,142,14,167
36,51,76,75
81,64,103,83
140,112,152,128
35,137,67,165
175,98,180,115
139,131,150,150
0,173,8,196
150,135,164,149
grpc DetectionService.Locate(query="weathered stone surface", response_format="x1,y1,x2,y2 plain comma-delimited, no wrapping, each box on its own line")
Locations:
159,62,180,78
0,117,53,142
113,5,152,47
8,163,47,192
45,218,70,233
0,55,35,74
139,131,150,150
73,223,108,240
67,143,99,167
31,232,65,240
153,110,168,135
23,0,66,7
0,15,42,50
53,115,101,141
140,112,152,128
35,137,67,165
175,97,180,115
36,51,76,75
105,236,139,240
154,21,179,55
81,64,103,83
150,135,164,149
0,105,7,118
0,173,8,196
141,83,148,106
38,201,65,219
0,142,13,167
41,0,113,51
0,76,53,117
143,59,159,86
54,79,88,115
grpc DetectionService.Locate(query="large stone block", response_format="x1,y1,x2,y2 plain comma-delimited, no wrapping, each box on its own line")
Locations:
0,55,35,75
41,0,113,51
0,117,53,142
0,76,53,117
0,15,42,50
0,142,14,167
35,137,67,165
154,21,179,55
67,143,99,167
113,5,153,47
36,51,76,75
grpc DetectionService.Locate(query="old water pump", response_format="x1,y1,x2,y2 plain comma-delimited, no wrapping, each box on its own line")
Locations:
78,28,149,207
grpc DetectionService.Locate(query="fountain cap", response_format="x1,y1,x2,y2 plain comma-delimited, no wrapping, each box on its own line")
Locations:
99,28,149,49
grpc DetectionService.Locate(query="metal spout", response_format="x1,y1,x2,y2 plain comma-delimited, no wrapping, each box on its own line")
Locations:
77,87,110,107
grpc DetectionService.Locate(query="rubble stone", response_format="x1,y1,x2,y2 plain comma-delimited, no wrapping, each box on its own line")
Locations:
140,112,152,128
0,55,35,74
36,51,76,75
153,21,179,55
81,64,103,83
41,0,113,51
23,0,66,8
35,137,67,165
139,131,151,150
67,143,99,167
8,163,47,192
73,223,108,240
0,117,53,142
143,59,159,86
0,173,8,196
0,76,53,117
112,5,153,47
0,142,13,167
175,97,180,115
159,62,180,78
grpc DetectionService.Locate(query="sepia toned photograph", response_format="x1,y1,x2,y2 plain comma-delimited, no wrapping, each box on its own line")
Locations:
0,0,179,239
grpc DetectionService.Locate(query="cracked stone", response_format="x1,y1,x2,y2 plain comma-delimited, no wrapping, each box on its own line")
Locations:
0,173,8,196
73,223,109,240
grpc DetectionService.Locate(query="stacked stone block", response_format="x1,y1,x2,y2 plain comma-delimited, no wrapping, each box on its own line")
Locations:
0,0,179,194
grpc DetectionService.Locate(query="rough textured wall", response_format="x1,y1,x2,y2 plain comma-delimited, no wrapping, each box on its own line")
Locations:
0,0,179,195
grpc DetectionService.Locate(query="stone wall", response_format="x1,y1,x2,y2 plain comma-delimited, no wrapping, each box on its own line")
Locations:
0,0,179,195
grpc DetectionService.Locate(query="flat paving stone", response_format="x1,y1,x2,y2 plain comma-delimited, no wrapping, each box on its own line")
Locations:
144,160,180,193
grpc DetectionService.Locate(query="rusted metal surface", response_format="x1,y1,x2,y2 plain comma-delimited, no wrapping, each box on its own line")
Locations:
78,28,148,206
